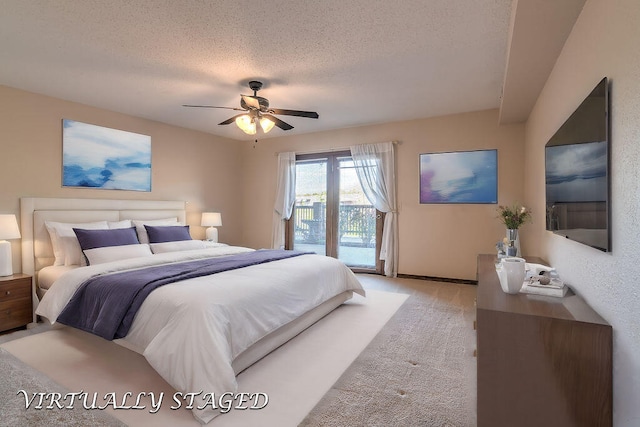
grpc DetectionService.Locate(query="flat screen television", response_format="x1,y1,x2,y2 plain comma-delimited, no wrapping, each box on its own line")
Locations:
545,77,610,251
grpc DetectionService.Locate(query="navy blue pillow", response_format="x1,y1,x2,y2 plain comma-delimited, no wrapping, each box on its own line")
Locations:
144,225,192,243
73,227,140,251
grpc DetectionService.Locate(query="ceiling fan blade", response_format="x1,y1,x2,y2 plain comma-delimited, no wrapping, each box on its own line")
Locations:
183,105,245,111
270,108,319,119
241,95,261,110
263,114,294,131
218,114,248,125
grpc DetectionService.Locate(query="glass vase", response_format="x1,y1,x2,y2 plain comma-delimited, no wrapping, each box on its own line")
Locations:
506,228,518,256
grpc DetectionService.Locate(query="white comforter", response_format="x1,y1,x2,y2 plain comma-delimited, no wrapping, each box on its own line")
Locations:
36,246,365,423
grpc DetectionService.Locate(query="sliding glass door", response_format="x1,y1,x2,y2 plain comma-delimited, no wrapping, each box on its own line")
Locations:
292,157,328,256
289,151,382,272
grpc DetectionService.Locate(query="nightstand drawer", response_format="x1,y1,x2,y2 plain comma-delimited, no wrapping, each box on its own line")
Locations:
0,275,33,332
0,298,32,330
0,277,31,302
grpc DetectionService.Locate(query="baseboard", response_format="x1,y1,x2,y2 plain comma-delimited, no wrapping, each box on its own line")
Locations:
397,273,477,286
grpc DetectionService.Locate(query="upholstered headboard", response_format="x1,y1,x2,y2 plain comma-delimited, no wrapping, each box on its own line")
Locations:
20,197,186,277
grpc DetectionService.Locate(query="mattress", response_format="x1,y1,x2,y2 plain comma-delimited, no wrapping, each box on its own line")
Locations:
37,265,78,294
36,246,365,424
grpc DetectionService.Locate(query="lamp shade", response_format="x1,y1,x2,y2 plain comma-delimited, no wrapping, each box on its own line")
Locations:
260,117,275,133
201,212,222,227
0,214,21,240
235,115,257,135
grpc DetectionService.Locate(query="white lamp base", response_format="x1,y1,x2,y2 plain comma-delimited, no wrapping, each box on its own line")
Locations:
205,227,219,243
0,240,13,277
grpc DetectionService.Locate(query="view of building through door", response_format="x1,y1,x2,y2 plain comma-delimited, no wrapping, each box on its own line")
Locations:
289,151,380,271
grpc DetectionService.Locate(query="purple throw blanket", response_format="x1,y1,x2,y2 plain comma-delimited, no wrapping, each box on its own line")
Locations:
57,249,310,340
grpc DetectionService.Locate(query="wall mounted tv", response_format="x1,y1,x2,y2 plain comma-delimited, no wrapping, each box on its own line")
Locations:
545,77,610,252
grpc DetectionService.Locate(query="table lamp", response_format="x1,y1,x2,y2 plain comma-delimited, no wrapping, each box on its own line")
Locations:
0,214,21,276
201,212,222,242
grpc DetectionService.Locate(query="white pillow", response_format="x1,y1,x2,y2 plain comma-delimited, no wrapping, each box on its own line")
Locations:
108,220,133,229
45,221,109,266
61,235,90,266
84,244,153,265
150,240,206,254
131,218,179,244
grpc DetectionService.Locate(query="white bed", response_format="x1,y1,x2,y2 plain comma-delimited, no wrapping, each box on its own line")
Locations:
20,197,364,424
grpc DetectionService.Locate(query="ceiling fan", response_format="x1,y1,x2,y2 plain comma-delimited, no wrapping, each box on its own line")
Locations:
183,81,319,135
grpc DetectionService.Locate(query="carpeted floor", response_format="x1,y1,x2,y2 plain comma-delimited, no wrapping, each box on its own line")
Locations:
0,275,477,427
0,347,126,427
300,275,478,427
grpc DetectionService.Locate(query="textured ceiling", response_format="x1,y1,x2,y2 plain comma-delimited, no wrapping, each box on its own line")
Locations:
0,0,579,141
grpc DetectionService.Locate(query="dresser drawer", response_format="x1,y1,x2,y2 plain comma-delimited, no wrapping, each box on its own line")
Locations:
0,297,32,331
0,277,31,302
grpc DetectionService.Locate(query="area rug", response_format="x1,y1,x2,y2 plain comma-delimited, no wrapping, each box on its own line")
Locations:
0,347,126,427
0,289,407,426
299,280,478,427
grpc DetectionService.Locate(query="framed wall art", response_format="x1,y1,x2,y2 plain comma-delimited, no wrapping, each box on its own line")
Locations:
419,149,497,204
62,119,151,192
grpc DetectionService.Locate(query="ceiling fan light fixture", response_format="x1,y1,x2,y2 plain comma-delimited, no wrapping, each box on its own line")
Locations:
259,117,275,133
186,80,318,134
235,115,256,135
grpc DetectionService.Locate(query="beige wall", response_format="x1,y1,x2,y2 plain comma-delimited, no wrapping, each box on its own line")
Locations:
1,85,527,282
0,85,244,273
241,109,524,280
524,0,640,424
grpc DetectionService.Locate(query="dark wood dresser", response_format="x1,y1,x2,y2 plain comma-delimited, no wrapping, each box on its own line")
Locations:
0,274,33,333
476,254,612,427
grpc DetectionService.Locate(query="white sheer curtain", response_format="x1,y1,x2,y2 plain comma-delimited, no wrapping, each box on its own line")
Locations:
350,141,398,277
271,152,296,249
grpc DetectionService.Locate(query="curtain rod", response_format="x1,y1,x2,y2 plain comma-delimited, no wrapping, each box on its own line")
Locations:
275,141,399,157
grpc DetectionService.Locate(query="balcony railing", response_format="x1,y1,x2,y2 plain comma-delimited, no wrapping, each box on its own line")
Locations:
294,203,376,247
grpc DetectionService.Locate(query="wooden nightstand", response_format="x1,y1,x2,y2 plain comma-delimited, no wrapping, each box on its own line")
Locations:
0,274,33,333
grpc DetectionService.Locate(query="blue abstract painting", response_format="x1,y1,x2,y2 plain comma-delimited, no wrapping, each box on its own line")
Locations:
420,149,497,204
63,119,151,191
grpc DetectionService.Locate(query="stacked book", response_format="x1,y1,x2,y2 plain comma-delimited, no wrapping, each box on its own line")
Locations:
520,263,568,297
